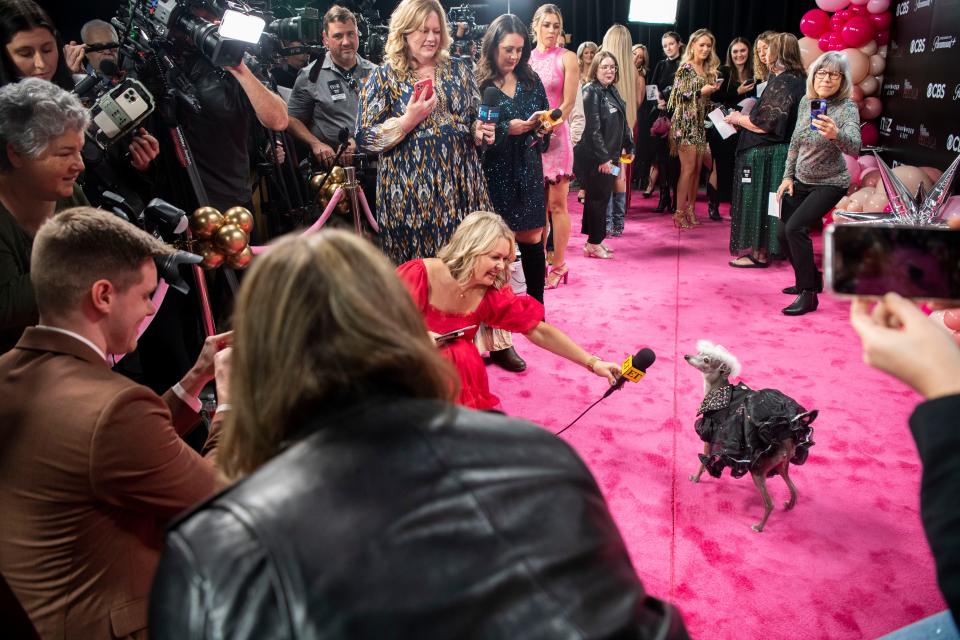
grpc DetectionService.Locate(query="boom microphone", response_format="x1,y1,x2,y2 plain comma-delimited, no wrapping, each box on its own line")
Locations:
602,348,656,398
477,86,501,154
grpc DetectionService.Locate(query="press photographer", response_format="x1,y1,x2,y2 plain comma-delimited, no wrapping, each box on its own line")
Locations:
447,4,487,60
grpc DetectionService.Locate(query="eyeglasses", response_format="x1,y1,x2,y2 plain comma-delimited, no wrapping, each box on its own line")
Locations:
598,64,618,71
814,70,842,80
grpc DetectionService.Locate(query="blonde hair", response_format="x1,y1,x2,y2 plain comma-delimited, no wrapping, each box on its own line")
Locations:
530,4,563,45
766,32,805,77
601,24,637,129
219,230,457,479
679,28,720,84
806,51,852,101
384,0,451,75
577,40,598,77
437,211,515,289
753,30,776,81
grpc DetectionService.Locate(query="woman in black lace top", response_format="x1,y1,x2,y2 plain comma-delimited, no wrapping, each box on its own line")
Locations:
724,33,806,268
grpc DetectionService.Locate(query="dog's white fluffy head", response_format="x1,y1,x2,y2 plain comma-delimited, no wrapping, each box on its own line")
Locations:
695,340,741,378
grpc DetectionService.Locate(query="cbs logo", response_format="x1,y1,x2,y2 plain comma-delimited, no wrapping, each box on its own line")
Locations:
948,134,960,153
927,83,946,99
909,38,926,53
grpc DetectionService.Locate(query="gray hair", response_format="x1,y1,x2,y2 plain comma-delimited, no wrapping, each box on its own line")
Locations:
0,79,90,172
80,19,118,44
806,51,852,101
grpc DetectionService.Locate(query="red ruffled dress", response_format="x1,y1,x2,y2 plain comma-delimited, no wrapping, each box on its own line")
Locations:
398,259,544,410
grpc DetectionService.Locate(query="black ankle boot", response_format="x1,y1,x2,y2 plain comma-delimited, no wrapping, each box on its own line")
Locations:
782,290,819,316
707,184,721,221
653,189,671,213
489,346,527,372
782,272,824,295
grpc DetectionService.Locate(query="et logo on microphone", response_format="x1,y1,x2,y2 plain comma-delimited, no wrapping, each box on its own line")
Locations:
621,355,646,383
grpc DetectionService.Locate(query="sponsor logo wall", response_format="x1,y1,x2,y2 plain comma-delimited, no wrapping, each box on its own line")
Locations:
881,0,960,169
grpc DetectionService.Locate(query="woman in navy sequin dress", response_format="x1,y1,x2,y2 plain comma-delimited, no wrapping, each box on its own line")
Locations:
476,15,550,302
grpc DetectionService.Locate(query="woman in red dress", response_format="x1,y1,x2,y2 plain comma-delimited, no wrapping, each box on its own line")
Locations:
398,211,620,410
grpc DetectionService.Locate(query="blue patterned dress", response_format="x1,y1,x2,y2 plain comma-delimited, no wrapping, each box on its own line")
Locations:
356,57,492,264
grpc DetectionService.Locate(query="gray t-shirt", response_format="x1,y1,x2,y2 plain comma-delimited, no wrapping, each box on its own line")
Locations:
287,54,376,146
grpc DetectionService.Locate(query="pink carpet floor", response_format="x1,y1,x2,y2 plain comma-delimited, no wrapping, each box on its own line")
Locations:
488,193,945,639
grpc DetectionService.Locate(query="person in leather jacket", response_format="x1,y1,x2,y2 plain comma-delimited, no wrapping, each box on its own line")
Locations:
148,230,689,640
573,51,634,260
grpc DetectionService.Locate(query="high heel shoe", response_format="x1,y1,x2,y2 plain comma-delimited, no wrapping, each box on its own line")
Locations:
583,243,612,259
686,206,700,227
545,262,569,289
672,210,692,229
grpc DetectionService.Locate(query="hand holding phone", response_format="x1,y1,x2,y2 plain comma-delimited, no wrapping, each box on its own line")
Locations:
412,78,434,102
434,324,477,346
810,99,827,131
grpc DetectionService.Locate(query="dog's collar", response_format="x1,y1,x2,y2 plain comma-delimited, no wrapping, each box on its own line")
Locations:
698,384,734,414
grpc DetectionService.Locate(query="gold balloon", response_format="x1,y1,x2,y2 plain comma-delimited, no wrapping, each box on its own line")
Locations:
322,183,340,203
309,172,328,191
197,241,225,269
223,206,254,234
214,223,248,256
190,206,223,240
329,165,346,184
226,246,253,269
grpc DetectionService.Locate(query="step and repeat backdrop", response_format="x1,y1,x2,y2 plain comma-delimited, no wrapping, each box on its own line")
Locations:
881,0,960,169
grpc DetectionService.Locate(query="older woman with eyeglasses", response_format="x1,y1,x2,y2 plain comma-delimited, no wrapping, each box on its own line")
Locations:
775,52,860,316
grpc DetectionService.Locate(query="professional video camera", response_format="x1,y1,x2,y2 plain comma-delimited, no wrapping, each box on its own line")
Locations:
447,4,487,60
355,0,388,63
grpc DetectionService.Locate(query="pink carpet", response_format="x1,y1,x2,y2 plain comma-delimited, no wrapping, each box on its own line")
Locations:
488,193,945,639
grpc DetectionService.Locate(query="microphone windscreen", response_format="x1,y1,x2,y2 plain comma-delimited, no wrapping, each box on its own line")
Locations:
633,348,656,371
548,108,562,120
100,59,119,78
481,86,501,107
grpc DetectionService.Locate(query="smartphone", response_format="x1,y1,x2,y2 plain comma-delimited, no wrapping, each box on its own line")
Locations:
435,324,477,346
412,78,433,101
610,165,621,177
810,99,827,131
89,79,155,149
824,223,960,302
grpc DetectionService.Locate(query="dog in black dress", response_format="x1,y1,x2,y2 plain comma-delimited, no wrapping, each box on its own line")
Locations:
684,340,817,532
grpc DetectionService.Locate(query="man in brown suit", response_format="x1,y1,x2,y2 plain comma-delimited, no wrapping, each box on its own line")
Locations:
0,208,231,639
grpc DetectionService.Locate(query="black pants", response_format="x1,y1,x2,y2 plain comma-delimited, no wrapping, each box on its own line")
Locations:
578,166,615,244
778,180,846,290
654,136,679,199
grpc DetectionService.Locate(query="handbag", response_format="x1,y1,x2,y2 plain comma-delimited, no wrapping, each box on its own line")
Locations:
650,114,670,138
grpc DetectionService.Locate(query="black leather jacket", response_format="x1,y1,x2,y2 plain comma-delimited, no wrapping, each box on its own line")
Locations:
574,82,635,172
149,398,689,639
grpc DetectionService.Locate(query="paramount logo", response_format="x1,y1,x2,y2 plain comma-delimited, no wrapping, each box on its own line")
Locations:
915,0,933,8
933,35,957,51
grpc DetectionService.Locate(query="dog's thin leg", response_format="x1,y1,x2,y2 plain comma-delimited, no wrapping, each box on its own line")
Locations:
751,472,774,532
689,443,709,482
781,462,798,510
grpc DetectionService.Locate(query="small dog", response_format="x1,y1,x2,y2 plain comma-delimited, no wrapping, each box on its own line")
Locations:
684,340,817,532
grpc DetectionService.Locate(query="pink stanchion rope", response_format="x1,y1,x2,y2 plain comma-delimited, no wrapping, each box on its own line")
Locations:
249,186,379,255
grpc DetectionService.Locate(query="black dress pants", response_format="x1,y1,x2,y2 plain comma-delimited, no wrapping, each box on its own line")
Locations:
778,180,846,290
578,167,615,245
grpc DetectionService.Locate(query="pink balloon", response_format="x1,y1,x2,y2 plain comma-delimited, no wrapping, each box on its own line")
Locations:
942,195,960,220
861,96,882,119
858,154,879,170
861,121,879,146
846,200,864,212
849,4,869,15
870,11,892,30
869,53,886,75
866,191,889,211
830,32,848,51
850,187,875,204
831,12,850,33
892,165,934,195
842,48,871,83
859,40,878,55
841,16,876,47
818,0,852,11
919,166,943,182
850,0,870,5
875,29,890,46
843,154,862,185
799,37,825,68
860,167,881,187
866,0,890,13
836,196,851,210
818,32,833,53
800,9,832,39
859,75,879,95
851,84,865,102
944,309,960,331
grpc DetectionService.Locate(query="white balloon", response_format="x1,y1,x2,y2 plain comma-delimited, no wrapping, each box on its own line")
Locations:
859,40,878,55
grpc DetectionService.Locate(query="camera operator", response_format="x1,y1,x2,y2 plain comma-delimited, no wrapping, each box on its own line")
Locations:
78,18,119,78
0,79,89,354
271,38,311,90
0,206,231,639
287,5,374,169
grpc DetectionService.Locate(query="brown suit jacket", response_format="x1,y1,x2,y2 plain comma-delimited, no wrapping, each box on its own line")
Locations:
0,328,222,639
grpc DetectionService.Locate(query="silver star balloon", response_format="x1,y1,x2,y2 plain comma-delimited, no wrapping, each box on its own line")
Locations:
872,151,960,226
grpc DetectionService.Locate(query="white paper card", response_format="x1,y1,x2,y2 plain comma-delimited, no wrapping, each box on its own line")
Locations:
708,108,737,140
646,84,659,101
738,97,757,115
755,81,768,98
768,192,781,218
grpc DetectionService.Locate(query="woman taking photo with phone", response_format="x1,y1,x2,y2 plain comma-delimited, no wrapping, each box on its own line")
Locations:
776,51,860,316
397,212,621,411
667,28,721,229
357,0,493,265
476,14,550,303
574,51,634,259
724,32,806,268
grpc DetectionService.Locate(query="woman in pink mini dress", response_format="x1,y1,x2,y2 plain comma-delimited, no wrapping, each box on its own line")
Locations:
529,4,579,290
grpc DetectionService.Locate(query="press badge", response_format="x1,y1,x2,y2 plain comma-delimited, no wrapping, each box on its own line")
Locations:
741,166,752,184
328,80,346,102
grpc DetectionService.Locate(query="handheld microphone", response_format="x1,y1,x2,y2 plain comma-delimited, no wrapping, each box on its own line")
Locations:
528,108,563,148
477,86,501,154
602,348,656,398
99,59,119,78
